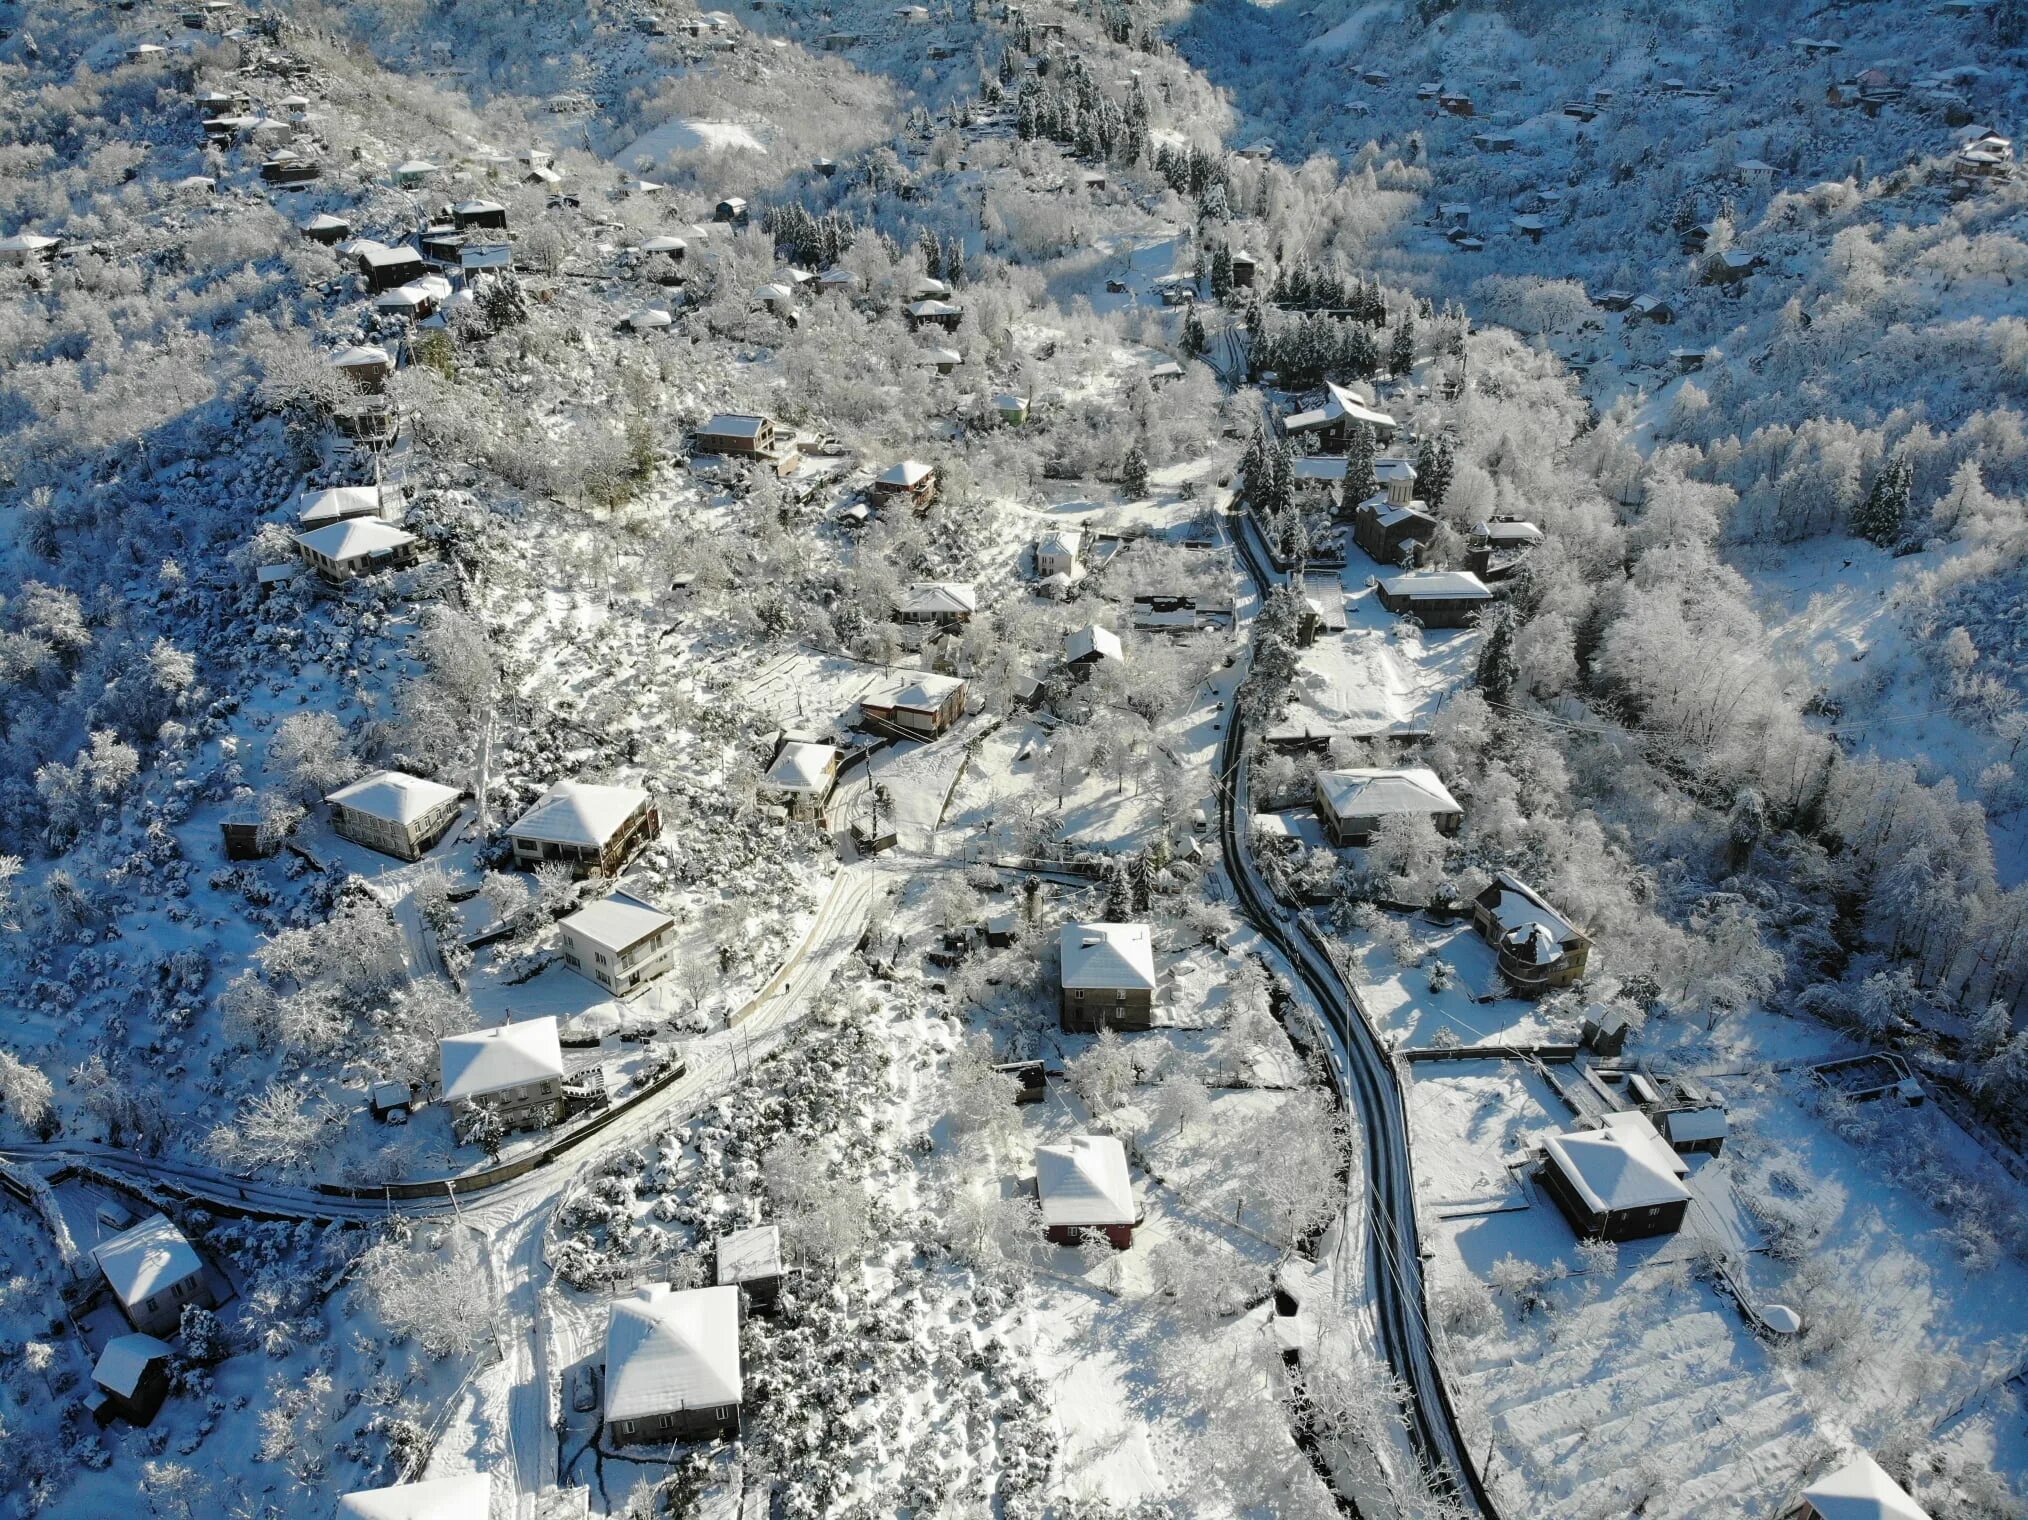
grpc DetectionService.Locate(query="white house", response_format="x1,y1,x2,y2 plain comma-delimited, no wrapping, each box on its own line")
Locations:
604,1283,743,1445
0,232,63,265
1789,1454,1930,1520
296,484,397,528
558,891,677,998
92,1214,214,1337
507,781,659,877
762,741,842,819
1314,767,1464,846
294,518,419,581
1035,527,1084,580
895,582,976,624
439,1018,566,1131
324,770,462,861
1059,921,1156,1031
1036,1134,1137,1247
338,1474,496,1520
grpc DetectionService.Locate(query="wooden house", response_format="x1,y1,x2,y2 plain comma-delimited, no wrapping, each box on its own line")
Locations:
339,1475,494,1520
1037,1135,1137,1248
294,519,417,581
451,198,507,232
694,413,775,456
762,740,842,820
330,345,395,393
1628,293,1674,324
1788,1455,1930,1520
1059,922,1155,1032
1511,213,1546,242
604,1284,743,1445
1540,1111,1691,1241
1659,1105,1728,1157
1283,382,1397,449
507,781,659,877
1,231,69,267
559,891,677,999
1437,90,1475,116
1579,1005,1632,1057
860,673,967,737
1353,498,1438,567
1704,249,1765,284
439,1017,565,1130
1063,623,1124,672
1473,871,1590,992
392,158,439,189
1471,131,1518,154
1229,248,1258,287
715,1224,783,1310
92,1214,214,1338
261,155,321,185
906,298,964,333
1313,768,1462,847
324,771,462,860
872,459,938,509
1375,570,1494,628
358,243,426,291
89,1334,173,1427
1736,157,1775,189
714,197,749,224
300,212,351,244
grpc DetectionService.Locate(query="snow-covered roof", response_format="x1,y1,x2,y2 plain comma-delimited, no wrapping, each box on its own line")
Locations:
765,741,840,795
897,581,975,616
92,1214,202,1308
92,1333,171,1398
907,299,962,317
297,485,384,525
1316,768,1461,823
393,158,439,174
752,282,793,303
1287,382,1395,434
640,234,688,253
560,891,675,956
508,781,650,848
699,412,767,439
877,459,935,488
1036,1135,1135,1228
626,307,673,330
1477,519,1544,545
1065,624,1123,664
439,1017,565,1102
1060,922,1156,991
1478,871,1580,948
604,1284,743,1422
1543,1111,1691,1215
1037,526,1083,557
1361,497,1436,529
325,770,460,825
330,344,394,371
1736,157,1775,172
295,518,416,563
1294,456,1347,482
1661,1106,1729,1144
1801,1455,1930,1520
875,672,965,712
453,198,504,215
715,1224,782,1287
994,392,1029,412
338,1474,495,1520
359,244,421,268
301,213,350,233
1380,570,1491,601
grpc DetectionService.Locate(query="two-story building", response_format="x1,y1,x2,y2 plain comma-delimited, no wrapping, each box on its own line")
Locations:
1059,922,1156,1032
438,1017,566,1131
506,781,660,878
860,673,967,738
558,892,677,999
92,1214,216,1338
762,740,843,820
604,1283,743,1445
1473,871,1591,993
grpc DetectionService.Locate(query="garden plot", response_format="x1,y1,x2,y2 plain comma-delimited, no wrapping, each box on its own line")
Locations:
733,648,900,734
1405,1059,1566,1212
1350,918,1566,1048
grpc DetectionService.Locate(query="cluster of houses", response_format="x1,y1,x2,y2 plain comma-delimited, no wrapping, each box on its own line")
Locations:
76,1211,219,1427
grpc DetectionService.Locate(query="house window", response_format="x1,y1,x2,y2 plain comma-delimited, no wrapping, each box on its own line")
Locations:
145,1295,160,1313
564,953,580,968
1074,990,1084,1001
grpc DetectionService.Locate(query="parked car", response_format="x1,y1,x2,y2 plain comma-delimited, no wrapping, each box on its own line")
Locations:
570,1364,598,1412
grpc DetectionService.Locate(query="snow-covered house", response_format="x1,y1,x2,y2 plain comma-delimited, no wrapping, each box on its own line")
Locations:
1229,248,1258,287
905,298,964,333
762,740,842,820
507,781,660,878
339,1474,495,1520
1375,570,1493,627
714,197,749,224
860,672,967,738
1063,623,1124,672
1059,921,1156,1032
89,1334,172,1426
1352,498,1438,567
373,274,454,320
994,392,1031,425
894,581,975,625
451,198,507,232
1313,768,1463,846
392,157,439,188
294,518,419,582
1466,517,1546,579
1282,382,1397,449
558,892,677,999
300,212,351,244
1627,293,1674,324
296,484,397,528
603,1284,743,1445
1788,1454,1930,1520
1659,1105,1728,1157
694,412,775,457
439,1018,566,1131
325,770,463,860
1473,871,1591,992
1035,527,1084,580
1736,156,1776,189
357,242,425,291
1036,1135,1138,1248
1540,1110,1691,1241
329,344,395,391
715,1224,783,1309
872,459,938,509
93,1214,214,1337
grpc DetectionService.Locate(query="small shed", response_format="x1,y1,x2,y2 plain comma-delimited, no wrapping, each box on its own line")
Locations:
714,197,749,224
1579,1006,1632,1057
300,213,351,244
995,1059,1047,1103
1660,1105,1728,1157
90,1334,173,1427
715,1224,783,1309
369,1080,412,1121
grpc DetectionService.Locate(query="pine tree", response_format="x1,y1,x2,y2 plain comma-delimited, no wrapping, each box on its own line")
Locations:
1181,307,1207,357
1104,859,1133,920
1239,420,1268,504
1388,312,1416,377
1344,422,1378,508
1854,452,1912,547
919,227,943,279
1475,605,1517,703
1121,444,1149,496
1210,244,1233,300
1416,431,1456,510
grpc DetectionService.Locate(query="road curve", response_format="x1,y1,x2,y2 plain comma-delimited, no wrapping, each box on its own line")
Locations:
1219,515,1499,1519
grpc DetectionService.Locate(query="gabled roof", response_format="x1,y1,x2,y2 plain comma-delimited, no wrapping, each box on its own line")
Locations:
1543,1111,1691,1214
1476,518,1544,545
626,307,674,330
1060,921,1156,991
93,1334,172,1399
338,1474,495,1520
1065,624,1124,664
393,158,439,174
453,198,505,215
1286,381,1395,434
300,213,350,233
1661,1106,1729,1144
92,1214,202,1307
1360,497,1437,529
1381,570,1491,601
1317,768,1461,822
295,518,416,563
907,299,962,317
1036,526,1083,557
361,243,424,268
508,781,650,848
604,1284,743,1421
439,1017,565,1102
897,581,974,616
1036,1135,1135,1228
560,890,675,956
640,234,688,253
698,412,768,439
877,459,935,488
325,769,460,825
329,344,393,369
765,741,840,794
296,485,384,525
1800,1455,1930,1520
